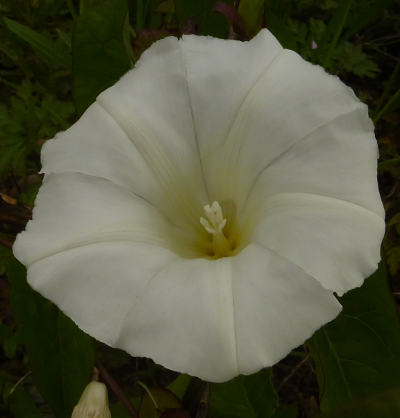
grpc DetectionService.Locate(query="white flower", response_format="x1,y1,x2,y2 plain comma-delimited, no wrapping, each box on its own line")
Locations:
71,381,111,418
13,29,385,382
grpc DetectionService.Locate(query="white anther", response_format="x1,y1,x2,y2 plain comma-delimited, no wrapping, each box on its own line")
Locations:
200,201,227,235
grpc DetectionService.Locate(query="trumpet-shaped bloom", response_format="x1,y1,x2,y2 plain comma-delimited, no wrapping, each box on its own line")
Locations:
13,29,384,382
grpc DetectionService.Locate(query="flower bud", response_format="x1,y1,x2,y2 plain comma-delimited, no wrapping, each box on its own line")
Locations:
71,381,111,418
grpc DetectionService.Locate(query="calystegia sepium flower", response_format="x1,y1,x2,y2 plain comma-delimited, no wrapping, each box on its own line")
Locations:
14,30,384,382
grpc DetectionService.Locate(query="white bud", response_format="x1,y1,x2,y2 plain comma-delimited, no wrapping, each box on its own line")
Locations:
71,381,111,418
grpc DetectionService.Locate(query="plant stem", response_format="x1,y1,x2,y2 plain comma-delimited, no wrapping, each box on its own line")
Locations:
96,361,138,418
376,58,400,111
373,87,400,124
322,0,353,69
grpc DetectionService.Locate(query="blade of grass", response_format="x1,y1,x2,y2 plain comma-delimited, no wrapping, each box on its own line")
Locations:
3,18,71,70
375,57,400,114
373,88,400,124
322,0,353,69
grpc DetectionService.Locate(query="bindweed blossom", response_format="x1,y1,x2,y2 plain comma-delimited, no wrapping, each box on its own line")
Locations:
13,29,385,382
71,381,111,418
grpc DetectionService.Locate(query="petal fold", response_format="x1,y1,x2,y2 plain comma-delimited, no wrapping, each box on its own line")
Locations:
208,47,375,210
252,193,385,295
247,105,383,217
13,173,181,266
231,244,342,375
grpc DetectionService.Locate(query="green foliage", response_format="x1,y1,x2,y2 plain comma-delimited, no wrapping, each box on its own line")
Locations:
265,0,380,79
0,79,74,179
238,0,264,37
317,387,400,418
209,369,278,418
72,0,132,115
139,387,181,418
308,263,400,414
167,374,192,400
6,384,42,418
8,259,95,418
173,0,234,37
330,41,379,78
3,17,71,70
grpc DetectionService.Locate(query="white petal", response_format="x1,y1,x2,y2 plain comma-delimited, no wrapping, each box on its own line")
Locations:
179,29,282,156
209,47,371,209
42,38,209,227
13,173,182,266
252,193,385,295
230,244,342,375
41,103,160,198
115,257,241,382
26,241,340,382
41,31,282,216
26,242,178,346
247,104,384,217
97,36,208,209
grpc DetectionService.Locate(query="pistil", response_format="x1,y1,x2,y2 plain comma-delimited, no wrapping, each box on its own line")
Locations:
200,201,232,257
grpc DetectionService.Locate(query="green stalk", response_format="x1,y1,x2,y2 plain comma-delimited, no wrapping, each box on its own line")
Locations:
322,0,353,69
373,88,400,124
374,57,400,116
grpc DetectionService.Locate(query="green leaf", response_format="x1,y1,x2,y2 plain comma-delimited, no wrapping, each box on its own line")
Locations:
331,41,379,78
7,259,95,418
238,0,264,37
72,0,131,115
209,369,278,418
264,11,297,50
3,17,71,70
139,387,181,418
167,374,192,400
374,88,400,124
110,397,141,418
7,385,42,418
344,0,396,40
318,388,400,418
173,0,234,38
308,262,400,413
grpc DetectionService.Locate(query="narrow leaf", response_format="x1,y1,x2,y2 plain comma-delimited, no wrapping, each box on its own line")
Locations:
8,259,95,418
321,0,353,68
3,17,71,70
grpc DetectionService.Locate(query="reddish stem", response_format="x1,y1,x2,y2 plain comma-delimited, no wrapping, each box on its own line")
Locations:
96,361,138,418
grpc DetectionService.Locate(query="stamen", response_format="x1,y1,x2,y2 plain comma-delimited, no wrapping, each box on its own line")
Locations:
200,201,231,257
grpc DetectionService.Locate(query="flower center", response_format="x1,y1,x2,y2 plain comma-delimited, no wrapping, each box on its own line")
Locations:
200,201,232,258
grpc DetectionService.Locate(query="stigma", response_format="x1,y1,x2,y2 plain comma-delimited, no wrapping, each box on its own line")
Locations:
200,201,232,257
